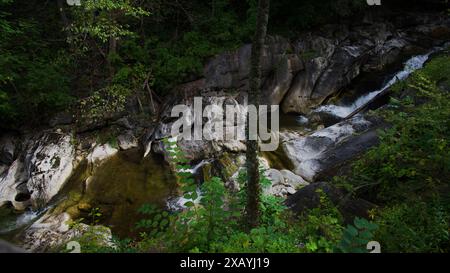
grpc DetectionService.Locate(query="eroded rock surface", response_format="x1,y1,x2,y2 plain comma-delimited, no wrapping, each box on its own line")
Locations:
282,116,381,182
0,132,74,210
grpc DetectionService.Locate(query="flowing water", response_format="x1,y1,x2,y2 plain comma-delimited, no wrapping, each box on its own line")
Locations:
0,48,444,243
313,51,434,118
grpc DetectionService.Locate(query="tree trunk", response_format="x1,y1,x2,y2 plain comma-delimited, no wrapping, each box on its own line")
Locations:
57,0,70,29
246,0,270,228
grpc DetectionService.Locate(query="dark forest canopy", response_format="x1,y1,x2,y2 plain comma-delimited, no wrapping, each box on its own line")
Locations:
0,0,447,129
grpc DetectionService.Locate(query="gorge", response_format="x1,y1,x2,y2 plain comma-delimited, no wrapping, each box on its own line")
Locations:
0,5,449,253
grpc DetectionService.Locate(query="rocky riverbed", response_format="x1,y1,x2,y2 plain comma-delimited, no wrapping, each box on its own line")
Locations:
0,11,449,252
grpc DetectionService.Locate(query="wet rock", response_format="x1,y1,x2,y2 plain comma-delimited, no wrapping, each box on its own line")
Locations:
309,110,344,127
155,95,247,163
117,131,138,151
312,45,370,103
0,164,7,176
0,160,26,208
0,132,74,210
363,37,408,71
282,116,380,182
261,53,303,105
265,169,284,185
281,57,329,113
264,168,303,198
280,169,309,189
141,126,156,158
87,144,118,165
26,133,74,208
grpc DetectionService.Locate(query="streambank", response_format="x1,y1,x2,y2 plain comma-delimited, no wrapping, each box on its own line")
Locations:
0,10,449,252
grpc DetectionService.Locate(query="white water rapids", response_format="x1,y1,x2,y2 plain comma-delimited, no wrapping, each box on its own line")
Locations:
314,51,434,118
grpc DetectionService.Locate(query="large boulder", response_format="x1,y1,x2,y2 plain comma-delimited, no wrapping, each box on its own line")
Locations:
282,116,381,182
0,132,75,210
154,94,248,163
260,53,303,105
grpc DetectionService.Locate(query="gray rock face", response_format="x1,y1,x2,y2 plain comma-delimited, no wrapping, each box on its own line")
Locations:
204,37,304,106
282,116,380,182
154,94,248,163
261,53,303,106
200,14,450,115
87,143,118,164
26,134,74,208
117,131,138,150
0,132,74,210
281,57,329,113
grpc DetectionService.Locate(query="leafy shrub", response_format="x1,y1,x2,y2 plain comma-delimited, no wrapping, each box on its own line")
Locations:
374,201,450,253
77,84,130,123
336,218,378,253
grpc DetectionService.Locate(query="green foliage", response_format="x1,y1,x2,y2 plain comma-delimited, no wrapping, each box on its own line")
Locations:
0,0,372,129
0,1,74,126
88,207,103,225
336,218,378,253
135,204,170,239
67,0,149,52
374,201,450,253
418,55,450,87
127,140,347,253
77,84,130,123
296,189,344,253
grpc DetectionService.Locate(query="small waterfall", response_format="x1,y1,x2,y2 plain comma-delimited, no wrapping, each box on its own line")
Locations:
165,159,213,211
314,51,434,118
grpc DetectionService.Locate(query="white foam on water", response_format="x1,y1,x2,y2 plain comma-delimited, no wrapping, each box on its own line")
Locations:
314,52,433,118
296,115,309,125
0,209,40,234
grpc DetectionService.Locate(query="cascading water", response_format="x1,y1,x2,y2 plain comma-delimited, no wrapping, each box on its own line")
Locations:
165,159,211,211
0,208,42,235
314,51,434,118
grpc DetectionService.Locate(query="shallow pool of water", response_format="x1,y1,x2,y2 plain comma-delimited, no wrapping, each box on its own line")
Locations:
81,149,178,238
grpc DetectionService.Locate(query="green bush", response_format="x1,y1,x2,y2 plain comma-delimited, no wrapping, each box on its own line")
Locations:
374,201,450,253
